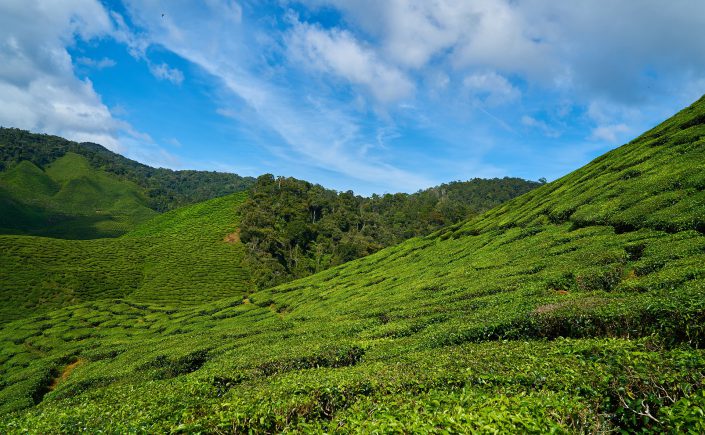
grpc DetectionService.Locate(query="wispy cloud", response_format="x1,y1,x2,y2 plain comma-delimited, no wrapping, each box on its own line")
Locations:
117,1,432,191
286,17,414,103
148,62,184,85
4,0,705,194
463,72,520,106
521,115,560,139
76,56,117,69
590,124,630,143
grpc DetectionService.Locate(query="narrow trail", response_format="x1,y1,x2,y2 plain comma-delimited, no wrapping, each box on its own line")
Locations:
48,358,85,391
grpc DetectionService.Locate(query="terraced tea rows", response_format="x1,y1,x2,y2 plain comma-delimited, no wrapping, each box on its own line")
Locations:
0,153,157,239
1,97,705,432
0,192,251,323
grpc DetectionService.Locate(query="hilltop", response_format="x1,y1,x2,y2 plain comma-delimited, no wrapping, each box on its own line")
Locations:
0,128,254,237
0,96,704,432
0,130,539,321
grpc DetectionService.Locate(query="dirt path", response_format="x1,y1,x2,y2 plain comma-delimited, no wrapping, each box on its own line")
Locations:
48,358,85,391
223,229,241,243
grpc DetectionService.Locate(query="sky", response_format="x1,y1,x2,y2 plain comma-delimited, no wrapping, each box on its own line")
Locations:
1,1,705,195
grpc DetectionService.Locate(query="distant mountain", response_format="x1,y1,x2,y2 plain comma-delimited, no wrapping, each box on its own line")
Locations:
0,127,255,212
0,127,539,241
1,96,705,431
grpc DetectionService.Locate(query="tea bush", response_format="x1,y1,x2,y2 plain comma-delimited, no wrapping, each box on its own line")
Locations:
1,96,705,432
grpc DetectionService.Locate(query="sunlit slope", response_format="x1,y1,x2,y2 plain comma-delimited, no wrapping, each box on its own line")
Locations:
1,98,705,432
0,153,157,238
447,95,705,236
0,192,250,323
122,192,251,305
250,95,705,344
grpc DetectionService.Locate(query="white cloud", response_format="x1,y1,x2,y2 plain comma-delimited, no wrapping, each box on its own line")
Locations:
76,57,117,69
0,0,123,149
148,62,184,85
584,99,640,143
301,0,553,77
117,1,431,191
286,19,413,103
0,0,181,169
303,0,705,104
521,115,560,138
590,124,630,143
463,71,519,106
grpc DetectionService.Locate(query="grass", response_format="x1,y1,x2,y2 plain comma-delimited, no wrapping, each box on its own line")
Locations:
0,153,157,239
0,192,251,323
1,96,705,432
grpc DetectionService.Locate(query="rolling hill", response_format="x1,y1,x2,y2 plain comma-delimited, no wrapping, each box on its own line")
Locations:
239,174,540,289
0,192,250,324
0,96,704,432
0,153,157,238
0,127,255,238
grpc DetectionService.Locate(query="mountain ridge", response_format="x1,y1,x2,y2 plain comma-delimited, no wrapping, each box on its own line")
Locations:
0,127,255,213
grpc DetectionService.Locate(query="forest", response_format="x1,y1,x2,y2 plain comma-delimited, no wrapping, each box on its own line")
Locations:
239,174,541,288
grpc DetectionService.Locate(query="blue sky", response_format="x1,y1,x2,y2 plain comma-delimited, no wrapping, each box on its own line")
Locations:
2,1,705,195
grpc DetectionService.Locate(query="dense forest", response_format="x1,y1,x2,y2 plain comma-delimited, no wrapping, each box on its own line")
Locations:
240,174,541,288
0,128,254,212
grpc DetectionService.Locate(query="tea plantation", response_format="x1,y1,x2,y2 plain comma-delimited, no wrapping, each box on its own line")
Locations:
0,192,250,323
0,153,157,239
1,96,705,432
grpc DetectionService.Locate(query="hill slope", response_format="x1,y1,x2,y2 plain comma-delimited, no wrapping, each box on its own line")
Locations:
240,174,540,288
1,97,705,432
0,127,255,216
0,153,157,238
0,192,250,323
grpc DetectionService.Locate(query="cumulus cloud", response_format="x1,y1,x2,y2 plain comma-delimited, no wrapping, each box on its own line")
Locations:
284,0,705,181
300,0,552,77
0,0,124,149
286,19,413,103
305,0,705,98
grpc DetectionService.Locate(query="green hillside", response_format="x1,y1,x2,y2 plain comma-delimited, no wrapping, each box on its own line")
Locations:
0,153,158,239
1,96,705,432
0,128,255,214
0,192,250,324
240,175,540,289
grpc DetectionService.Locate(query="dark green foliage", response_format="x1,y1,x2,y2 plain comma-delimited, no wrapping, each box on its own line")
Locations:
258,345,365,376
1,96,705,432
141,350,210,379
0,127,254,214
240,174,539,288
